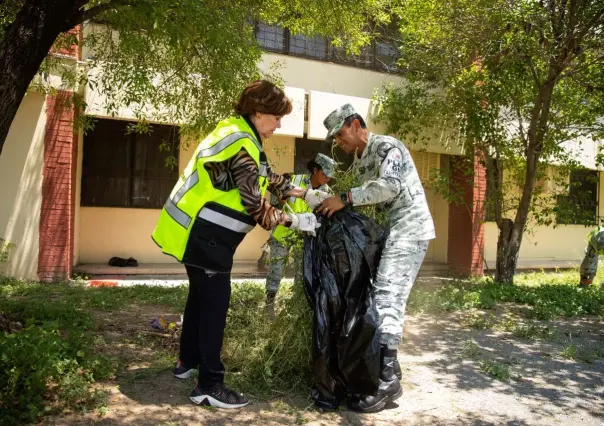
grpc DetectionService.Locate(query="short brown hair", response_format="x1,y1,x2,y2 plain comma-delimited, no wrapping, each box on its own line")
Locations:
234,80,293,117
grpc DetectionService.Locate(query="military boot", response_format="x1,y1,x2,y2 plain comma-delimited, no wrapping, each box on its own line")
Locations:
348,347,402,413
393,353,402,380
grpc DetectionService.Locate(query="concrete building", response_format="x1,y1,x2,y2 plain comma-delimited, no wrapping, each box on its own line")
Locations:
1,24,601,282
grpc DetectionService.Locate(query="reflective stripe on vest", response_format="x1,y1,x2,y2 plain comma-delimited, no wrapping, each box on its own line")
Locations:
288,174,305,203
198,207,255,233
259,162,268,177
165,198,191,229
163,132,261,229
196,131,261,160
173,171,199,204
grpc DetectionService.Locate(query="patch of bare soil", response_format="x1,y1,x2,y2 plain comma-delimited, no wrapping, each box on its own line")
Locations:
44,305,604,426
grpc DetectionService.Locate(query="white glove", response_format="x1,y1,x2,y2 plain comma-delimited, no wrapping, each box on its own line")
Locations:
304,189,332,209
289,213,321,237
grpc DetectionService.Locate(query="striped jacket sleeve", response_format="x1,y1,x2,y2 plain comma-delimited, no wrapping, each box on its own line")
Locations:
230,149,292,230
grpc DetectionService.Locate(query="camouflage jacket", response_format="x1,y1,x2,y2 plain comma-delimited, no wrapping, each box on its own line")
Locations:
350,133,435,240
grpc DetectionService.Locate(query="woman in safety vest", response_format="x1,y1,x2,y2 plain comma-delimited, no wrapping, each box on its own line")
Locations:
152,80,323,409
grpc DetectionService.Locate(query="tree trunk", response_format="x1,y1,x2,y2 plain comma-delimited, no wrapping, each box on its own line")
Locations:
495,218,523,284
0,0,78,156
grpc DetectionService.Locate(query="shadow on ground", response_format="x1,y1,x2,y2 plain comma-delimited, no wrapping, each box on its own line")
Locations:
48,283,604,426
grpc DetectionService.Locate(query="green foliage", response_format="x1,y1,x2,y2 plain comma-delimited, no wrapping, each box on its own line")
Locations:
479,359,511,381
0,237,15,264
375,0,604,282
330,150,389,225
408,273,604,320
0,294,114,425
224,279,313,396
2,0,394,142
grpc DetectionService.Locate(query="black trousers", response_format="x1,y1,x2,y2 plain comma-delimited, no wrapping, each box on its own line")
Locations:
180,264,232,388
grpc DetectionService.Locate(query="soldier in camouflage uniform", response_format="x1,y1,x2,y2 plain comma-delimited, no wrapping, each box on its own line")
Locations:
579,226,604,286
315,104,435,413
265,153,337,317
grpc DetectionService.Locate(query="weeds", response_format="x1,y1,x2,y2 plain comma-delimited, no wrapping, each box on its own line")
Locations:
495,315,555,340
560,339,604,363
408,274,604,320
462,312,496,330
1,266,603,423
461,339,480,358
479,359,511,381
460,339,511,381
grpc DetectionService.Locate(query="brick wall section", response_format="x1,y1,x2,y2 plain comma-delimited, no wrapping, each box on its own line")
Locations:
447,154,486,276
39,91,78,282
50,26,81,59
471,153,486,275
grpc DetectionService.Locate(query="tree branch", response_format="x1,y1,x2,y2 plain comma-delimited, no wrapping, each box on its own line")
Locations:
67,0,139,28
526,56,542,85
576,8,604,43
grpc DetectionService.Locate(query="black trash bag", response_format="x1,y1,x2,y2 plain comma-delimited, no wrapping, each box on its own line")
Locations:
303,209,385,409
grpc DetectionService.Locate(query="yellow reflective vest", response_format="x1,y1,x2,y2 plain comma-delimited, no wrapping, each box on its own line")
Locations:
271,174,311,243
152,116,268,272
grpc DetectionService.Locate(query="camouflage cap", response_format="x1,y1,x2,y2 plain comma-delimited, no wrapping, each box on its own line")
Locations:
314,153,338,178
323,103,358,142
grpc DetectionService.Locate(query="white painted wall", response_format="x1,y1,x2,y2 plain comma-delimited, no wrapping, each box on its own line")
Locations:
0,93,46,279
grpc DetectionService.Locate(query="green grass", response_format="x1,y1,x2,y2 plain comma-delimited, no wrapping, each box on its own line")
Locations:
408,272,604,320
1,268,603,424
461,312,496,330
560,341,604,363
479,359,511,381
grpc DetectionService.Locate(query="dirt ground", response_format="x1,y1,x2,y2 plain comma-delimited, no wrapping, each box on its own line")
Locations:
45,303,604,426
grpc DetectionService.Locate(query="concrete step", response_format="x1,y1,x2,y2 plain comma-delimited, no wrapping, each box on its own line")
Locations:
74,260,450,279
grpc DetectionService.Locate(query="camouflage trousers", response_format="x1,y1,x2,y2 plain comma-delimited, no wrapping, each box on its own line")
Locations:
579,227,604,285
375,238,429,349
265,237,290,293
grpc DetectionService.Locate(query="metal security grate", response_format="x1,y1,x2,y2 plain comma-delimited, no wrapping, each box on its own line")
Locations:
256,23,285,52
254,21,400,74
289,34,328,59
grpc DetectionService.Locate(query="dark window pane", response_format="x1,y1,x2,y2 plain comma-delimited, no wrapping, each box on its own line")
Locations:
375,41,399,71
556,169,599,225
329,43,374,69
289,34,327,59
256,23,285,52
82,119,179,208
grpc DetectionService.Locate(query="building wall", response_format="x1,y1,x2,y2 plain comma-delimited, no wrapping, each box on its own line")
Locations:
484,222,592,267
0,93,46,279
483,170,604,268
76,53,453,265
77,134,295,264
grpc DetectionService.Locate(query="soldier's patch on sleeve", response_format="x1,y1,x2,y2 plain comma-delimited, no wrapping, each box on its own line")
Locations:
380,148,404,179
377,142,395,159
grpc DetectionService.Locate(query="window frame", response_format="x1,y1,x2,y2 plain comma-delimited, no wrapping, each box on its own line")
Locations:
254,22,400,74
80,118,180,209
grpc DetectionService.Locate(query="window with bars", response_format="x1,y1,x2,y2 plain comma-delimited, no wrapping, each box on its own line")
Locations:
255,23,285,52
255,23,399,73
556,169,599,226
81,119,180,209
289,34,328,59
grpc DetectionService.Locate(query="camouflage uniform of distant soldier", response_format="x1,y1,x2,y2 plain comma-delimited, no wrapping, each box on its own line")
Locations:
315,104,435,413
264,153,337,317
579,226,604,286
